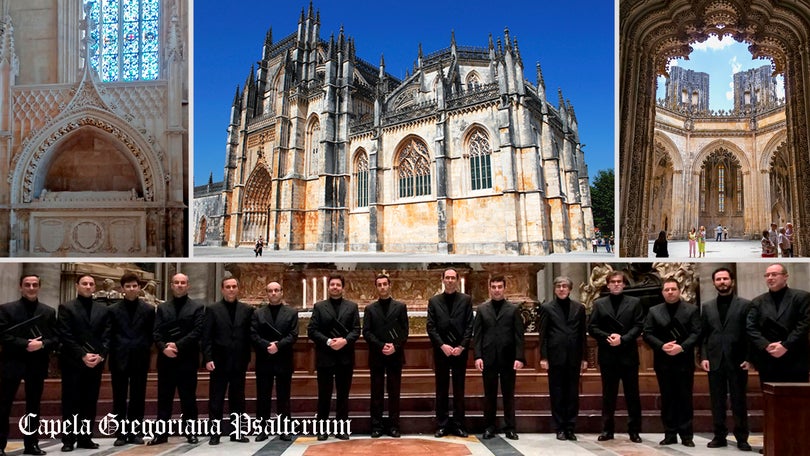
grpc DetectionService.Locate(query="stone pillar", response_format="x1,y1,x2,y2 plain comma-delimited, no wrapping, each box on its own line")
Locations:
0,263,23,304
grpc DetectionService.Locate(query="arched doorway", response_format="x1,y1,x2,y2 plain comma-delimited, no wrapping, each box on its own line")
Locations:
242,164,273,245
699,149,744,235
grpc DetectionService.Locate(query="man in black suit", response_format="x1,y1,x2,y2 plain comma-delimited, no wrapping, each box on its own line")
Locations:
307,273,360,441
149,273,204,446
0,274,57,456
57,275,111,452
588,270,643,443
109,273,155,446
747,263,810,383
363,274,409,438
426,268,474,438
539,276,587,441
700,268,752,451
251,281,298,442
643,277,701,447
473,275,524,441
203,277,254,445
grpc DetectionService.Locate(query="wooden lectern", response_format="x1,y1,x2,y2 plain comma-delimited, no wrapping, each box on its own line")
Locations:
762,382,810,456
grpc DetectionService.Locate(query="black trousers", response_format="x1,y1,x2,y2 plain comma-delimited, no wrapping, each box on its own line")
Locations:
433,350,468,430
316,364,353,421
255,368,293,421
156,360,199,428
209,368,247,435
0,367,45,449
370,360,403,431
110,367,148,438
655,366,694,439
599,363,641,434
708,365,749,440
548,364,581,432
482,367,516,431
61,364,103,445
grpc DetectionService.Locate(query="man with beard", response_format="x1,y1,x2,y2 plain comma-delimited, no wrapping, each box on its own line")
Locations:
539,276,588,441
251,281,298,442
587,270,643,443
700,268,752,451
363,274,409,438
0,275,57,456
426,268,474,438
307,273,360,441
203,277,254,445
643,278,701,447
109,273,155,446
58,275,111,452
149,273,204,445
474,275,524,441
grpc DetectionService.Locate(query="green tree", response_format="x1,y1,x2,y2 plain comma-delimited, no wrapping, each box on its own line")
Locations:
590,169,614,235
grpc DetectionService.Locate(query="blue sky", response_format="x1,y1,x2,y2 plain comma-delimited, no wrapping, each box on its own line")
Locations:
656,37,785,110
192,1,615,185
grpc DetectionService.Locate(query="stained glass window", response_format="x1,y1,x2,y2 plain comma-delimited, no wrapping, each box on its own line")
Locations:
468,129,492,190
397,139,431,198
84,0,160,82
354,152,369,208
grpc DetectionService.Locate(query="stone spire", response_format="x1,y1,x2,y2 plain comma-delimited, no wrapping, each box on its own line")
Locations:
536,62,544,89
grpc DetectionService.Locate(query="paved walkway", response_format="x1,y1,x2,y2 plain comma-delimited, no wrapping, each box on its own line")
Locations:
2,433,765,456
647,238,769,260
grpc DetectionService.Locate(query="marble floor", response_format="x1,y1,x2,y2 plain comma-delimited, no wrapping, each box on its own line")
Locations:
3,433,764,456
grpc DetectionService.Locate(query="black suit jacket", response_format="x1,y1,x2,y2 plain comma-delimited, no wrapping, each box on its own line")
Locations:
250,303,299,373
153,297,204,367
203,299,254,373
426,292,474,351
539,298,587,367
473,300,525,370
700,295,752,371
57,298,112,369
643,300,701,370
747,287,810,374
0,298,58,377
363,298,409,366
588,294,643,367
108,298,155,372
307,298,361,368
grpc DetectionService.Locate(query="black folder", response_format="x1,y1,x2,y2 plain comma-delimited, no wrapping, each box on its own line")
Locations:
1,314,43,339
602,314,625,334
329,319,349,339
443,326,461,345
158,321,182,340
761,317,788,342
260,321,284,342
657,318,688,343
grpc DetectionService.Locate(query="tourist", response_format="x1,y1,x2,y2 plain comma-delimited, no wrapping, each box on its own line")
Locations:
688,227,697,258
715,224,723,242
698,226,706,258
761,230,776,258
653,230,669,258
785,222,795,257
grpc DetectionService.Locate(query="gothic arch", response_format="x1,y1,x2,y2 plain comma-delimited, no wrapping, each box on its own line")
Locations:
12,108,164,204
305,114,321,177
694,140,752,175
620,0,810,256
394,135,432,198
759,130,789,170
465,70,482,89
352,148,369,208
652,131,683,171
241,164,273,244
462,125,494,191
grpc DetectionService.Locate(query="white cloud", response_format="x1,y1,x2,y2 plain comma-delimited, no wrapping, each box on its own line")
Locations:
692,35,735,51
669,59,679,68
725,56,741,101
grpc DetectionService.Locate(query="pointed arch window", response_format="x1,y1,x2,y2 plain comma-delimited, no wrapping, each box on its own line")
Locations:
397,139,431,198
354,151,369,208
306,119,320,177
700,169,706,212
84,0,161,82
466,72,481,90
718,163,725,213
468,128,492,190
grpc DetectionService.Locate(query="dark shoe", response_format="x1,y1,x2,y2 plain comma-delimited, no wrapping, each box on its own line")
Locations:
230,436,249,443
556,431,567,441
659,436,678,445
335,433,349,440
565,431,577,441
23,446,46,456
187,436,199,444
629,433,642,443
371,429,384,438
738,441,752,451
454,427,468,438
598,432,614,441
388,428,400,438
208,436,220,445
682,440,695,447
255,432,269,442
128,436,144,445
60,444,73,453
482,429,496,440
113,437,127,447
434,428,448,438
279,434,292,441
148,436,168,446
76,441,99,450
317,434,328,441
707,437,728,448
505,431,519,440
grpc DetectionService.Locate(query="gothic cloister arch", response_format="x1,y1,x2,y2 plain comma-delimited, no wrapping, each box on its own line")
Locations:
241,163,273,245
620,0,810,256
648,136,677,237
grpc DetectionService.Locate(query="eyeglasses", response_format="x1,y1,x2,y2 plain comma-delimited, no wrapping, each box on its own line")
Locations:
764,272,786,278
